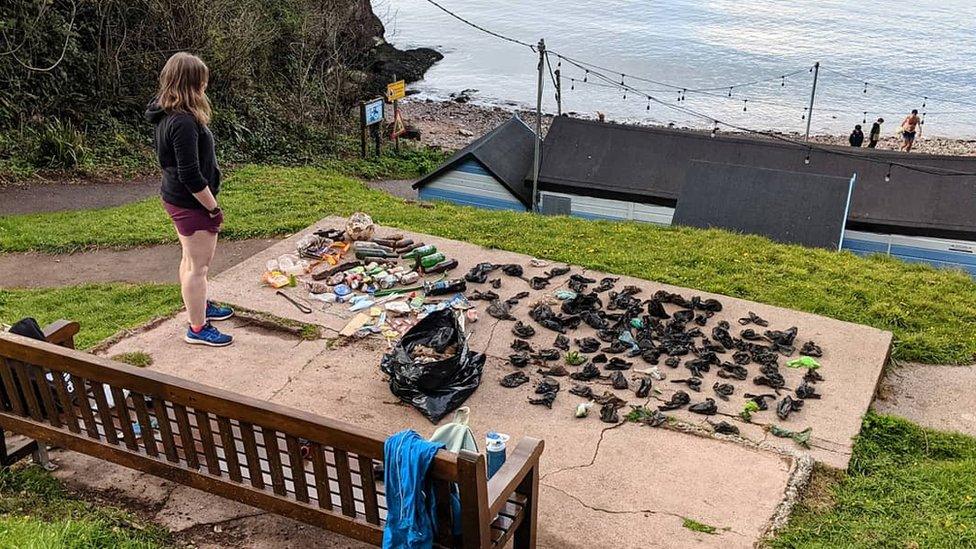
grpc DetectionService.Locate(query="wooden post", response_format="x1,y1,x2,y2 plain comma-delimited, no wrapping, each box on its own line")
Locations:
805,61,820,141
359,101,367,158
531,38,546,213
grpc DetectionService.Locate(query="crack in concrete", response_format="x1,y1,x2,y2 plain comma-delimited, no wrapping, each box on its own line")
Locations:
267,344,332,401
542,421,625,480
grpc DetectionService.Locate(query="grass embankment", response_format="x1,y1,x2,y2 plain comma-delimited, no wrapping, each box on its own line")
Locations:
774,413,976,548
0,284,181,350
0,462,171,548
2,165,974,364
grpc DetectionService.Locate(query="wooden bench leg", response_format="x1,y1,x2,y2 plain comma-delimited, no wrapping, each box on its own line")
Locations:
513,465,539,549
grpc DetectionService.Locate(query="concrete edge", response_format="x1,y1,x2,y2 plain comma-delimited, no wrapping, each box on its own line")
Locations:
89,309,183,355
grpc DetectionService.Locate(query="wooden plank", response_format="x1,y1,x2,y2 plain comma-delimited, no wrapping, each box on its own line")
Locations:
50,370,80,433
357,455,381,525
262,427,287,496
32,366,62,428
0,358,25,416
72,376,100,439
433,479,454,544
10,361,43,422
456,450,491,549
239,421,264,489
129,393,158,457
285,436,309,503
172,404,199,469
154,401,180,462
217,416,243,483
309,442,332,510
195,410,221,476
334,449,357,518
89,381,118,444
110,386,138,450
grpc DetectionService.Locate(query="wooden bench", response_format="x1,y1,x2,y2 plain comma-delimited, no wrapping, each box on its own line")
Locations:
0,322,544,548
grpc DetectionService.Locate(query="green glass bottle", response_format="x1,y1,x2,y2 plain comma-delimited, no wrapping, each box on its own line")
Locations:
402,244,437,259
419,252,446,269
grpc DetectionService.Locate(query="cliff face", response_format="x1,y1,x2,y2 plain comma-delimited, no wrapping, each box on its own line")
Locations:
354,0,444,94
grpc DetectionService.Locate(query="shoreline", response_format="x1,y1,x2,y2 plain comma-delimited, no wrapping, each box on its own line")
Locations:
399,97,976,156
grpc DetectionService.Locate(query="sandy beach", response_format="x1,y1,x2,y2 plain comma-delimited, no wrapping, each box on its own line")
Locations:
399,98,976,156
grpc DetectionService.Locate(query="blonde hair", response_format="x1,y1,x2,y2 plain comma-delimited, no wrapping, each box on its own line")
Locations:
157,52,212,126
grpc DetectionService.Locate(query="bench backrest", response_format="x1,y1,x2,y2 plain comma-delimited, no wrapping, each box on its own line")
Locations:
0,330,536,547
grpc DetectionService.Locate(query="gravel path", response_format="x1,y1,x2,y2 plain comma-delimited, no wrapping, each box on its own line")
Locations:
0,177,158,215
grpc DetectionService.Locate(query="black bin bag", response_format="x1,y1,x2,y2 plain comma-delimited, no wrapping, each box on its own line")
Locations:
381,309,485,423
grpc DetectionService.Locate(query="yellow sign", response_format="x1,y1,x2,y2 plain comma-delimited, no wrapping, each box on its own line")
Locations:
386,80,406,102
391,110,406,138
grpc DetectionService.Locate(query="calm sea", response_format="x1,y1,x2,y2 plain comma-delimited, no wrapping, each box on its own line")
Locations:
378,0,976,138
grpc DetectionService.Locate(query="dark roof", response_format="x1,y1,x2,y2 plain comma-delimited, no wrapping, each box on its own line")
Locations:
539,116,976,238
413,115,536,207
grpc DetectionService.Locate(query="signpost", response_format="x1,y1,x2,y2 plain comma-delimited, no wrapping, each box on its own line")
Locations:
387,79,406,153
360,97,384,158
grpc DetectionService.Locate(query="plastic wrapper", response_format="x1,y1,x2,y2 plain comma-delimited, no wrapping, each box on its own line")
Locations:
380,309,485,423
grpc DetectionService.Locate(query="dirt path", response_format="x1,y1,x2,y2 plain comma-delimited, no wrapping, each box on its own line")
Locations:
365,179,418,200
0,177,159,215
0,238,280,288
872,362,976,437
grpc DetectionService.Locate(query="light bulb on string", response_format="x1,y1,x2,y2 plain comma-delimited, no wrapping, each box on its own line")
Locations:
728,87,733,97
620,74,625,85
863,82,868,94
801,107,807,120
862,112,867,124
922,96,927,108
804,151,811,165
646,96,651,111
743,99,748,112
570,79,575,91
884,164,892,182
583,70,588,83
781,76,786,87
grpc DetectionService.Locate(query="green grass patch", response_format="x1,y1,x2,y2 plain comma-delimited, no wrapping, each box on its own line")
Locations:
0,466,171,548
110,351,154,368
682,518,718,534
773,413,976,548
1,165,974,363
0,284,182,350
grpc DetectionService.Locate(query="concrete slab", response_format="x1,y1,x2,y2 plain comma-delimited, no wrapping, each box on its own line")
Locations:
155,485,261,532
873,363,976,437
50,450,175,510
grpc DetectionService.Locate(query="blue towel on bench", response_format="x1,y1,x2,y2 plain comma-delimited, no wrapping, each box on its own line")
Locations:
383,430,446,549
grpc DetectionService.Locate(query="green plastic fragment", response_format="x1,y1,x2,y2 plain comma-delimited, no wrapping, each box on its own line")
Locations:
769,425,813,448
786,356,821,370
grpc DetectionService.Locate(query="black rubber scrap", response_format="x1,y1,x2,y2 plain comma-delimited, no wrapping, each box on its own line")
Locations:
671,377,702,392
745,393,776,411
553,334,570,351
511,339,533,352
575,337,601,353
569,384,594,399
464,262,497,284
512,321,536,338
508,353,530,367
738,312,769,327
610,371,629,390
531,348,560,361
800,341,823,357
635,378,652,398
658,390,690,411
689,398,718,415
600,403,619,423
570,363,600,381
469,289,499,301
487,300,515,320
605,357,633,371
528,391,557,408
795,382,822,400
776,395,804,420
535,376,560,394
713,382,735,400
709,420,740,435
500,371,529,388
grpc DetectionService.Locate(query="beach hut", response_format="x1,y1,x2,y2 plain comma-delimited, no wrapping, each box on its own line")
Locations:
412,115,535,210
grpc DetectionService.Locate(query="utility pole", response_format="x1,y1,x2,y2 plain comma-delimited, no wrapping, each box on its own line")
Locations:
531,38,546,213
805,61,820,141
555,68,562,116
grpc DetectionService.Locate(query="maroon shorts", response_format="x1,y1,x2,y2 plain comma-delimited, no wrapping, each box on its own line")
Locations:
162,200,222,237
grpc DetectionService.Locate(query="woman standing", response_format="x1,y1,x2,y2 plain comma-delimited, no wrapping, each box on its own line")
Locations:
146,52,234,347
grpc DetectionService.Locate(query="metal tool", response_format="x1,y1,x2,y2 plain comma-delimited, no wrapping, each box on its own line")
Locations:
276,290,313,314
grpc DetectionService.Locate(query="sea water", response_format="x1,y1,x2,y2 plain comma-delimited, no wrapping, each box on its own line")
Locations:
378,0,976,137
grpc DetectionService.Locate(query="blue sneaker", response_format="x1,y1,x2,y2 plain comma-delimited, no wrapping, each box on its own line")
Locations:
184,322,234,347
206,301,234,321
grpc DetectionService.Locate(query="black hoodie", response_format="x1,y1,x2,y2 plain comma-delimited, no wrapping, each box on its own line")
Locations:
145,102,221,210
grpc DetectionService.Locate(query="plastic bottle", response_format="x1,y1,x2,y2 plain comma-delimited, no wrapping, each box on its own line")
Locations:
485,432,510,479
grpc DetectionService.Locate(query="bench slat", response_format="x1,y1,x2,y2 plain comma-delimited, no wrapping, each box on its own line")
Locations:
358,455,381,525
111,386,139,450
11,361,44,422
286,435,309,503
51,369,80,433
309,441,333,510
172,403,199,469
71,376,101,439
262,427,287,496
129,392,158,457
0,358,26,416
334,449,357,518
89,381,118,445
239,421,264,489
32,365,63,429
217,416,243,483
195,410,221,476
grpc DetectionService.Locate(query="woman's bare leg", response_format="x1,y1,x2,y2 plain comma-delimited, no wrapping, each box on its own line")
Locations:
177,230,219,328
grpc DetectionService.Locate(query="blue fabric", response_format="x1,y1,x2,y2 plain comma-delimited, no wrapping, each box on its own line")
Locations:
383,430,446,549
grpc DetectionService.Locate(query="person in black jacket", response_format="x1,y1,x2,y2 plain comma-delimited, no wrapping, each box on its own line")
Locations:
146,52,234,347
848,124,864,147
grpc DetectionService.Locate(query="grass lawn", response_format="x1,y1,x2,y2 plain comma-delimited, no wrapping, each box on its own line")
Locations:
0,284,181,350
773,413,976,548
0,465,171,548
2,165,974,364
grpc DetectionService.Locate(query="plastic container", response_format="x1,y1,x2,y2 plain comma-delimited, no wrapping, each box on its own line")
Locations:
485,432,510,479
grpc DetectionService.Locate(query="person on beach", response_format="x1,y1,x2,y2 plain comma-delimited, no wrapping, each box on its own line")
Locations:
146,52,234,347
900,110,921,152
849,124,864,147
868,118,884,148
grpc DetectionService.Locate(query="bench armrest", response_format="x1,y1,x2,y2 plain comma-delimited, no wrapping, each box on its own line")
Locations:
485,437,544,518
43,320,80,349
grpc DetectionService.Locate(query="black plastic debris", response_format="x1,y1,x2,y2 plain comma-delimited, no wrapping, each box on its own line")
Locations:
591,353,608,364
740,328,763,341
671,377,702,392
531,348,560,361
512,321,536,338
765,327,798,346
469,289,499,301
776,395,804,420
554,334,570,351
732,351,751,365
506,291,530,305
754,372,786,392
561,292,603,315
693,297,723,312
489,278,502,289
546,266,571,278
380,309,485,423
659,390,691,411
594,391,627,408
570,363,601,381
529,277,550,290
575,337,601,353
639,408,669,427
487,300,516,321
800,341,823,357
464,262,497,284
569,384,594,399
610,371,629,390
594,277,618,293
528,391,557,408
745,393,776,411
689,398,718,415
501,264,524,278
738,312,769,327
538,364,569,377
600,403,619,423
709,420,740,435
795,382,822,399
672,310,695,324
635,378,652,398
711,326,734,350
602,341,630,355
511,339,533,352
508,353,530,367
500,371,529,388
664,356,681,368
804,369,825,383
535,376,560,394
717,363,749,380
713,382,735,400
529,303,580,333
